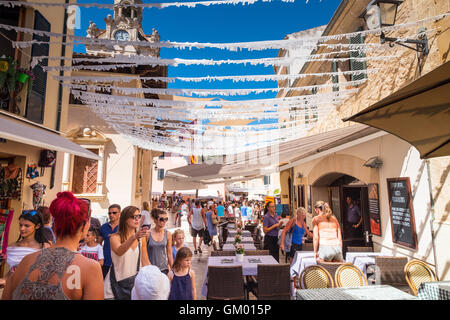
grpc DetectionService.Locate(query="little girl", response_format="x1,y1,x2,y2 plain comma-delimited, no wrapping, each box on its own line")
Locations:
171,229,186,262
168,247,196,300
79,228,104,266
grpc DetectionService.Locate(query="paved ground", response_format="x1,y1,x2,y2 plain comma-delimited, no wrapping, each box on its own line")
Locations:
165,209,289,300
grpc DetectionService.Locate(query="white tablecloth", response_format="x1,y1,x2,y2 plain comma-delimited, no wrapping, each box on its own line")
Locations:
225,236,254,244
345,252,384,275
228,230,252,237
201,255,279,297
290,251,316,277
222,243,257,251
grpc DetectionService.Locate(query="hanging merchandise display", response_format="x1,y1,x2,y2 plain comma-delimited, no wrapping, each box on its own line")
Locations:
30,182,46,210
0,162,23,200
0,208,14,257
26,163,40,180
38,150,56,176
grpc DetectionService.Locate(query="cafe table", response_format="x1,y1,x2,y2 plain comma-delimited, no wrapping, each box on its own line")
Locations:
201,255,279,297
225,236,254,244
417,281,450,300
345,252,384,276
296,285,418,300
290,251,317,277
222,243,257,251
228,230,252,237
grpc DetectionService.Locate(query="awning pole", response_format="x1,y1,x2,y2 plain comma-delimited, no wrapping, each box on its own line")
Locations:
426,159,439,280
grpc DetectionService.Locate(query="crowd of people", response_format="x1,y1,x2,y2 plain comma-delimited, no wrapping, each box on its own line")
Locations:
0,190,346,300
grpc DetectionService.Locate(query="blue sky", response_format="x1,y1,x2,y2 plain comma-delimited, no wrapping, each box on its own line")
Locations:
74,0,342,101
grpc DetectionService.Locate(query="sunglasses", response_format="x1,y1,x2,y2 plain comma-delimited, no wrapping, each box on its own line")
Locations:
131,214,142,220
108,211,119,215
22,210,38,217
158,217,169,222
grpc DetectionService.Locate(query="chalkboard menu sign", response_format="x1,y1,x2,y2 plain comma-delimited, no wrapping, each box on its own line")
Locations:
387,178,418,250
368,184,381,236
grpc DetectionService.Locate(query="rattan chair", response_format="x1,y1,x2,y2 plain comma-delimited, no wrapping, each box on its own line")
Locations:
346,246,374,252
335,264,368,287
375,256,410,292
317,261,345,280
211,250,235,256
299,265,334,289
245,250,269,256
207,266,246,300
404,259,437,296
247,264,291,300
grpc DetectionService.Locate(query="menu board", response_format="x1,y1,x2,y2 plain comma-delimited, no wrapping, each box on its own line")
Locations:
387,178,417,249
368,184,382,236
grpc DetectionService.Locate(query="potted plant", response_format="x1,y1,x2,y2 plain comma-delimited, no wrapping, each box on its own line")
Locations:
235,243,244,262
233,234,241,246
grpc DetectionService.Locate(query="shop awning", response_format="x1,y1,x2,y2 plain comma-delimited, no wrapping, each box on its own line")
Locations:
166,124,382,183
343,61,450,159
0,114,101,160
163,176,206,190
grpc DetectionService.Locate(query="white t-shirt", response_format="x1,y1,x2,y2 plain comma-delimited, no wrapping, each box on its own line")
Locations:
234,207,241,218
80,244,104,262
141,210,151,226
181,204,188,213
227,205,234,215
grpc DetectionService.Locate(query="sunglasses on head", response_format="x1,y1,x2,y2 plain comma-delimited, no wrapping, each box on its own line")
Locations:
21,210,38,217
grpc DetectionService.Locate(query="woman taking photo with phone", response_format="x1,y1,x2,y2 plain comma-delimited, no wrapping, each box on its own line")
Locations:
2,192,104,300
104,206,151,300
146,208,172,275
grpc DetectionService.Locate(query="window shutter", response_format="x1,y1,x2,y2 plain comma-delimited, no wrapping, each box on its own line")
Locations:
158,168,165,180
264,175,270,185
332,61,339,92
349,32,367,82
72,149,98,194
26,11,50,124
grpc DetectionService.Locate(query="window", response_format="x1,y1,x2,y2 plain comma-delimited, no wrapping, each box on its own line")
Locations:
26,11,50,124
159,152,165,159
349,30,368,82
157,168,165,180
332,61,339,92
72,149,99,194
264,175,271,185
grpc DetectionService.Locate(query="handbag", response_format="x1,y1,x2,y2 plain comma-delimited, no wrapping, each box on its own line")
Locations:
278,222,294,252
211,213,219,225
109,241,141,300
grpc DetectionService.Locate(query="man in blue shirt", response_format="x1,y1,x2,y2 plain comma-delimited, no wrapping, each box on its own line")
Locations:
216,201,225,218
98,204,121,279
346,196,363,240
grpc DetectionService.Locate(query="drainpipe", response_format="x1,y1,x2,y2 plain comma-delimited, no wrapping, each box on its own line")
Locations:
426,159,439,280
51,0,69,189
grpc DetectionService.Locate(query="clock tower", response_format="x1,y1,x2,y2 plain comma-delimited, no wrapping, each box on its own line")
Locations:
85,0,160,57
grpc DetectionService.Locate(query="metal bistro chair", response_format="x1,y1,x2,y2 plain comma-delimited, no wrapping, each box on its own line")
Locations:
207,266,246,300
375,256,410,293
211,250,236,257
244,250,269,256
404,259,437,296
335,264,368,287
299,265,335,289
317,261,346,281
248,264,291,300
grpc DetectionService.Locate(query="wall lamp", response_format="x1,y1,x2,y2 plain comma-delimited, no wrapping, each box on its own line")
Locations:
361,0,429,55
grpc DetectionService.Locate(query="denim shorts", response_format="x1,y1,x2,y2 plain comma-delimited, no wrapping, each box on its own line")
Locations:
318,245,343,261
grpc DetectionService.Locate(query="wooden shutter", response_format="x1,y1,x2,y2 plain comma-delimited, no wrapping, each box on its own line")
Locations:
157,168,165,180
349,32,367,82
72,149,99,194
26,10,50,124
332,61,339,92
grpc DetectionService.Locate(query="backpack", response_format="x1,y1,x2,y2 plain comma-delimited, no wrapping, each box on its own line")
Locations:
203,228,211,245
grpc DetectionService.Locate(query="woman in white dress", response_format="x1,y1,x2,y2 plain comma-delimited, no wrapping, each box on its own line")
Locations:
104,206,151,300
0,210,50,287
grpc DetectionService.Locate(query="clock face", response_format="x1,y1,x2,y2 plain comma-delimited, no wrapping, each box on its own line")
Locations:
114,30,130,41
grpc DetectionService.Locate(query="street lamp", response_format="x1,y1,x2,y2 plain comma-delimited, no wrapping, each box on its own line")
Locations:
361,0,429,55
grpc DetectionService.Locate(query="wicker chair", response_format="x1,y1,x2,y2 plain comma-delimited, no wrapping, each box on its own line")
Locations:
207,266,246,300
346,246,374,252
375,256,410,292
299,265,334,289
317,261,346,280
248,264,291,300
404,259,437,296
335,264,368,287
211,250,235,256
245,250,269,256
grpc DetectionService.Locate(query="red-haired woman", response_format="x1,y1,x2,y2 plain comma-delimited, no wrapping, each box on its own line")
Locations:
1,192,104,300
104,206,151,300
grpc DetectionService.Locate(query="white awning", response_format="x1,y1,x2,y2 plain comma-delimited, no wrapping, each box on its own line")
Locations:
0,114,101,160
163,176,206,190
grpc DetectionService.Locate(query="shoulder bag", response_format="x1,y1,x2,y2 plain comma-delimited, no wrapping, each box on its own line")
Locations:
109,240,141,300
